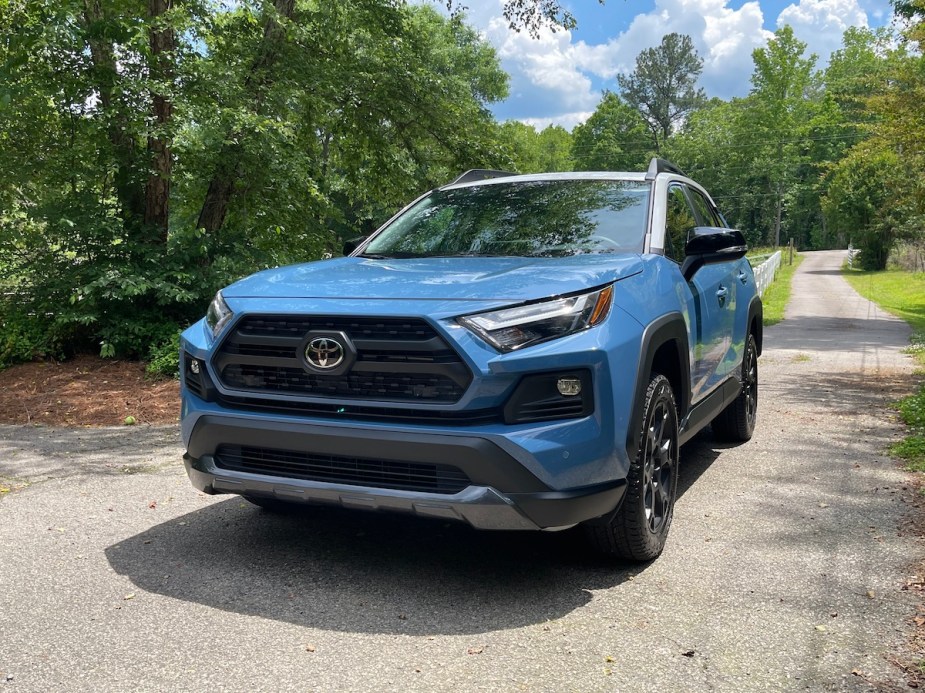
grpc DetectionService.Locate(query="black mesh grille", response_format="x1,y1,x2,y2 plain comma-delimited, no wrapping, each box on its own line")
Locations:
214,315,471,403
214,445,471,494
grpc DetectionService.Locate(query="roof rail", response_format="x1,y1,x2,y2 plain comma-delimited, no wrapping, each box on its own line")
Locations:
645,158,685,180
447,169,517,186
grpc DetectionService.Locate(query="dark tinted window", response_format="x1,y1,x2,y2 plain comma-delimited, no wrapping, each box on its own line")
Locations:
364,180,650,258
688,188,722,227
664,185,697,263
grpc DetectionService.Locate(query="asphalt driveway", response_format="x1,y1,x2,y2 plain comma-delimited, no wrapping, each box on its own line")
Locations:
0,250,919,691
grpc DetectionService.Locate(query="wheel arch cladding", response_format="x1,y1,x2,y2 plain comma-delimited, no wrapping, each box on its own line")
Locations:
748,297,763,356
626,313,690,462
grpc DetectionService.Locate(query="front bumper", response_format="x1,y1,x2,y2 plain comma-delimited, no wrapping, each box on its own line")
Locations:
184,415,625,530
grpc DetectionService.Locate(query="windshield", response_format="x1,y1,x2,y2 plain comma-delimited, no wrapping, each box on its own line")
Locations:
362,179,650,258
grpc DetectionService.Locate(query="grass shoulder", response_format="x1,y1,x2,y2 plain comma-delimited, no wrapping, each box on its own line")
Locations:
843,266,925,471
760,251,803,327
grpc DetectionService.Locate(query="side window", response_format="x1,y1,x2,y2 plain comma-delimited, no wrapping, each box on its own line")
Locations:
688,188,722,228
664,185,697,264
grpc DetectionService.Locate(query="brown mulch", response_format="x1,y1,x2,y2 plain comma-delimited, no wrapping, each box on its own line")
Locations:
0,355,180,426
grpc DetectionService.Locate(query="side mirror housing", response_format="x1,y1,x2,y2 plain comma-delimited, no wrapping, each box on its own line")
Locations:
342,236,368,256
681,227,747,281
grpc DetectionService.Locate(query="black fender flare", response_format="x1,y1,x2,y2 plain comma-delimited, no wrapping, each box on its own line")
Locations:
747,295,763,356
626,312,691,462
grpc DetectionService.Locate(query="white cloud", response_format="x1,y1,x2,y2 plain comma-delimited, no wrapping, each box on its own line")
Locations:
467,0,870,129
777,0,868,64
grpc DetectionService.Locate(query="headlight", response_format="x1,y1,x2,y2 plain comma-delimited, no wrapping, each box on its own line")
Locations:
458,285,613,352
205,290,233,338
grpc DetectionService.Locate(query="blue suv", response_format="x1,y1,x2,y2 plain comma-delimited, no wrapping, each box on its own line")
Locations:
180,159,761,561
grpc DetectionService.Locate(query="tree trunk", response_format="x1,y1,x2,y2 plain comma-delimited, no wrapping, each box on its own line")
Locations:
82,0,145,226
195,0,295,234
144,0,176,241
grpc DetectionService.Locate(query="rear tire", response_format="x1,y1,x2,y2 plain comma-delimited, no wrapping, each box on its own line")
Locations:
712,333,758,442
584,373,679,561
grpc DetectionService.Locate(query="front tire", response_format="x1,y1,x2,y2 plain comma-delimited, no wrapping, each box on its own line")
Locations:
712,333,758,442
584,373,679,561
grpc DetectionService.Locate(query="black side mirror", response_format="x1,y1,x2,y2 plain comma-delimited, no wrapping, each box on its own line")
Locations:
681,227,747,281
342,236,368,256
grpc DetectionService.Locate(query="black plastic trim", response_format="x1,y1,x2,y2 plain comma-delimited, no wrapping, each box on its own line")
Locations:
626,313,691,461
503,370,593,424
678,377,740,445
187,415,549,493
509,480,626,527
747,295,763,356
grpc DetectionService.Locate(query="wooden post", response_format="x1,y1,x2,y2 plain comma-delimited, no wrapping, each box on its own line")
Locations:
789,238,794,265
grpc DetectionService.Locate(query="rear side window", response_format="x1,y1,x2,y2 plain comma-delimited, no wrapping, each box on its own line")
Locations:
688,188,722,228
664,185,697,264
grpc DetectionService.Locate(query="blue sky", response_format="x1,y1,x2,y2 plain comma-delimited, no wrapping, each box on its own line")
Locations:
452,0,894,129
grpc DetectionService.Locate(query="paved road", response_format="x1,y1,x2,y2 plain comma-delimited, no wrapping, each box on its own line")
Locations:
0,250,919,691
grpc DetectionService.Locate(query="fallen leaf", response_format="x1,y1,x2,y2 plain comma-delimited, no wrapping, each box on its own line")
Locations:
467,646,484,655
148,501,157,509
681,650,695,658
867,590,876,599
604,656,615,663
123,593,135,601
305,644,316,653
814,625,827,632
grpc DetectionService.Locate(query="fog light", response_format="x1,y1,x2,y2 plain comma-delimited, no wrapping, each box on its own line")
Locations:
556,377,582,396
190,359,201,375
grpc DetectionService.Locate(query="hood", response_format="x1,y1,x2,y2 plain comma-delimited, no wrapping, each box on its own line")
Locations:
223,255,644,302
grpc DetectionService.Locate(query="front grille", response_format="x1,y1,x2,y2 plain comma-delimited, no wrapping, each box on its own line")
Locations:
214,444,471,494
214,316,471,403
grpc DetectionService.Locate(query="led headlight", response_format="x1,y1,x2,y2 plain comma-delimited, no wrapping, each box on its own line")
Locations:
458,285,613,352
205,290,234,339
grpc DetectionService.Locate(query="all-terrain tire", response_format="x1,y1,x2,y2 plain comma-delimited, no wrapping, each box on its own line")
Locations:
712,333,758,442
584,373,679,561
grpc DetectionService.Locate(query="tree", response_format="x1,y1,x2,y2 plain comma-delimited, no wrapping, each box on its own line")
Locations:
617,33,706,152
499,121,573,172
0,0,512,363
571,92,650,170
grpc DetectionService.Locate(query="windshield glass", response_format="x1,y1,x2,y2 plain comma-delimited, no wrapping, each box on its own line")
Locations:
363,179,650,258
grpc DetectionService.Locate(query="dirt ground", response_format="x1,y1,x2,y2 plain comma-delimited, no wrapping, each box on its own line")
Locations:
0,355,179,426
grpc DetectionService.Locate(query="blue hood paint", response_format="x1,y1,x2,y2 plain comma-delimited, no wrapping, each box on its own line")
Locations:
224,256,644,302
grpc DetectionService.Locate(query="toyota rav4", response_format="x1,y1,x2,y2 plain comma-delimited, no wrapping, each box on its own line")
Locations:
180,158,761,561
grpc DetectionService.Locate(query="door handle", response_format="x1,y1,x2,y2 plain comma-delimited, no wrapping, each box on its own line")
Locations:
716,286,728,306
737,271,748,284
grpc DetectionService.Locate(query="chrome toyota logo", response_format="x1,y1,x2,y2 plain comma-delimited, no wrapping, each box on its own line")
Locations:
305,337,345,370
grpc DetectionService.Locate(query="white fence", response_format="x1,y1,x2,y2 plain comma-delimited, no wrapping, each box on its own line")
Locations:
751,250,782,298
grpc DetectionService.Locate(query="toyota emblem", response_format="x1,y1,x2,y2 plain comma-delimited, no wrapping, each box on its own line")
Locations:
305,337,345,370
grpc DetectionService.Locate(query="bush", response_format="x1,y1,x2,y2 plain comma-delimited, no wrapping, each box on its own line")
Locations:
145,330,182,379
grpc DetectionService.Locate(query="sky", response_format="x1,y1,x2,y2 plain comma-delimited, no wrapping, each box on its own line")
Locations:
450,0,895,129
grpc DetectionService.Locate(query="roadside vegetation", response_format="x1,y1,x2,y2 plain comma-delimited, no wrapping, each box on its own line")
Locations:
759,252,804,326
1,0,922,374
844,266,925,470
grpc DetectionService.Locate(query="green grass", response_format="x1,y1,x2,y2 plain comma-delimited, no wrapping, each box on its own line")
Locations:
760,251,804,327
843,267,925,471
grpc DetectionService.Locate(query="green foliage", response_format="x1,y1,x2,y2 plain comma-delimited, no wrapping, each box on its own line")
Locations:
146,330,181,378
572,92,650,171
617,33,706,152
499,121,573,173
760,251,804,326
0,0,512,366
